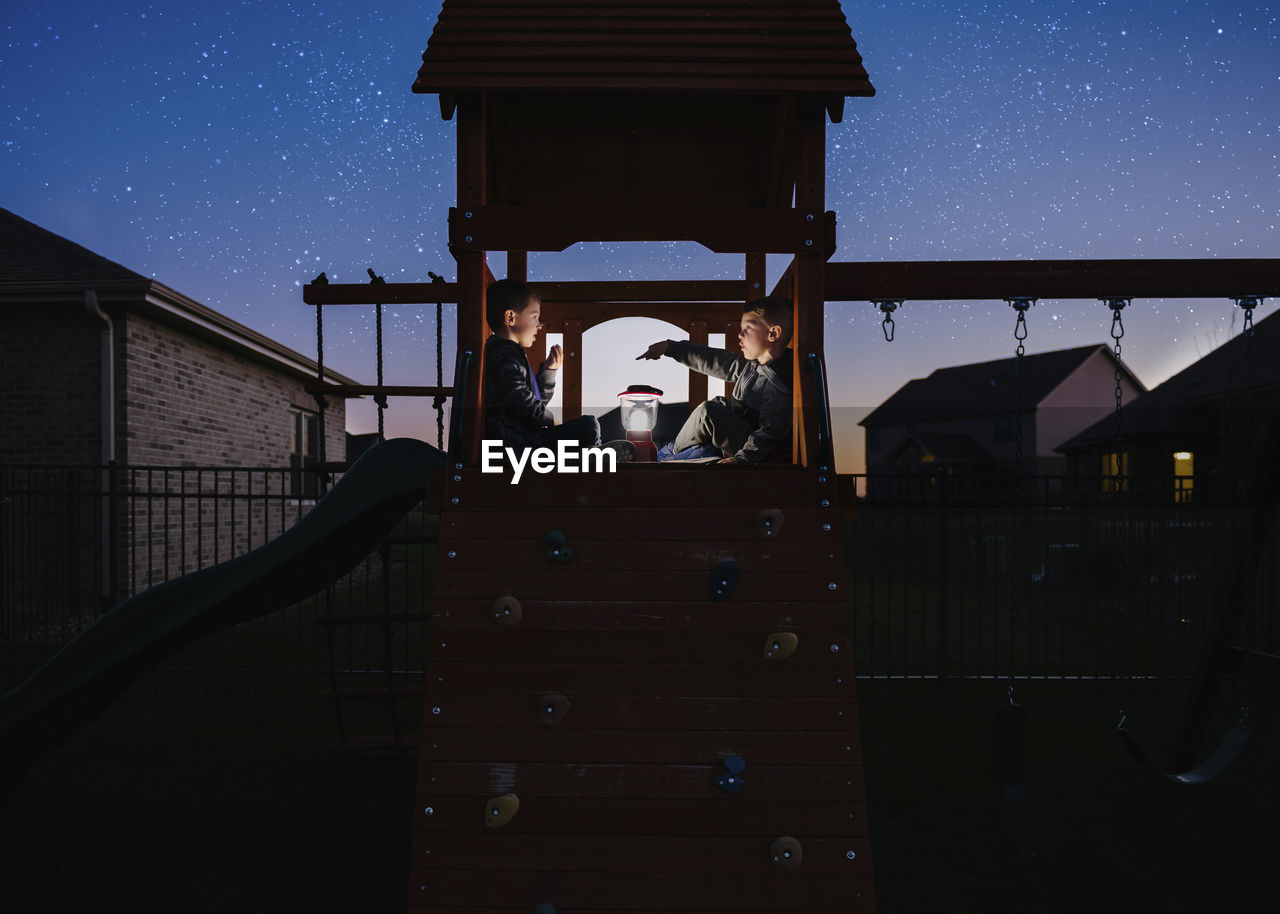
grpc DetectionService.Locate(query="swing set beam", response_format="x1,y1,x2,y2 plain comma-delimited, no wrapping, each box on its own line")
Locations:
823,257,1280,301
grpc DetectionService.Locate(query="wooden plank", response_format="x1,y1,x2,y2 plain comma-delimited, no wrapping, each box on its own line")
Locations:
419,727,862,765
444,467,832,508
688,318,709,407
536,301,745,331
419,696,860,732
409,833,872,875
302,281,459,305
407,872,873,912
439,507,845,541
433,568,849,602
823,258,1280,302
532,280,749,302
424,660,855,696
411,795,867,837
426,630,854,665
439,537,843,570
302,384,453,398
562,318,583,420
449,204,817,254
417,761,864,800
429,600,851,632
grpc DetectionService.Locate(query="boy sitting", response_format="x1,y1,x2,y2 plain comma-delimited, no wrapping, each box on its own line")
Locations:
636,295,793,465
484,278,601,449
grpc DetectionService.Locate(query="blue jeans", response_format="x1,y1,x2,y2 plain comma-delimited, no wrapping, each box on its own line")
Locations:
657,441,722,461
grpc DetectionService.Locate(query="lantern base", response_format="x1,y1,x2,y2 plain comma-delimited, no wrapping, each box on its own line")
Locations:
625,430,658,463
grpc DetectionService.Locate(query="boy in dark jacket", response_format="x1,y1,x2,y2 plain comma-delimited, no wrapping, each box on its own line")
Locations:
636,295,793,464
483,278,601,449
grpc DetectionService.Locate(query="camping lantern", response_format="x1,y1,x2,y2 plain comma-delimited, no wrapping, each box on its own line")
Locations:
617,384,663,462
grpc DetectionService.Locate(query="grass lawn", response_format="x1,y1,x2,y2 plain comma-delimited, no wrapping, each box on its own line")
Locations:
3,673,1274,913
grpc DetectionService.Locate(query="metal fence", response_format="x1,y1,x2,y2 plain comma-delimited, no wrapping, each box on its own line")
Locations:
846,472,1279,701
0,464,433,712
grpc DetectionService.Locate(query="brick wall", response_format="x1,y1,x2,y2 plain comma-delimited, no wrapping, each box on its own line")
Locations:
115,309,345,466
0,303,102,464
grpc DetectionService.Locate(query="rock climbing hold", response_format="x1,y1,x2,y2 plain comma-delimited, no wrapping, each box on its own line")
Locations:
484,793,520,829
713,755,747,794
764,632,798,661
769,835,803,870
755,508,785,539
538,693,571,726
714,771,744,794
545,530,572,564
709,558,738,601
491,595,522,626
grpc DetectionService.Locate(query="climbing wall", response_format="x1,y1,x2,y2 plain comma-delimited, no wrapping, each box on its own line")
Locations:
409,466,873,913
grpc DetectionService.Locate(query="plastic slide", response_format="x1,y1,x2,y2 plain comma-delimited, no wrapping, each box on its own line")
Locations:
0,437,444,784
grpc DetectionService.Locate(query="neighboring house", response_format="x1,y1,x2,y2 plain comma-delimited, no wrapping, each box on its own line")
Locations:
1057,310,1279,502
0,208,358,624
861,344,1145,498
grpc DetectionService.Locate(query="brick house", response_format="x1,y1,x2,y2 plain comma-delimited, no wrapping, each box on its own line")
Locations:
860,344,1145,499
0,208,357,627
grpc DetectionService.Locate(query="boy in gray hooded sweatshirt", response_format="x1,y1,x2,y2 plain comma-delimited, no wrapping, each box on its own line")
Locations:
636,295,793,465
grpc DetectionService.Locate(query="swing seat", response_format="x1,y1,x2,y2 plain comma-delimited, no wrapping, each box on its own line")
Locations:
1117,716,1249,785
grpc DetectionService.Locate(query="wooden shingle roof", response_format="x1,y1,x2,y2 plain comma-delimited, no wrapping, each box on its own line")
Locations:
414,0,874,114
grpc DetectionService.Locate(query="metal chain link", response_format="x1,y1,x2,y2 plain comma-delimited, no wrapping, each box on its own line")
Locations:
1005,297,1036,704
369,269,387,442
873,300,902,342
1232,295,1264,720
313,274,328,466
430,272,447,448
1104,298,1130,724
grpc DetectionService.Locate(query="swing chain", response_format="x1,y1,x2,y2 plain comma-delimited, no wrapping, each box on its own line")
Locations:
369,269,388,441
1104,299,1129,417
430,271,447,448
313,273,329,466
1103,298,1131,719
873,300,902,342
1004,298,1035,704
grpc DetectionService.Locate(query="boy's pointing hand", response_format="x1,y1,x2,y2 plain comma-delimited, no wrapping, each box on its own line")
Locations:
636,340,668,360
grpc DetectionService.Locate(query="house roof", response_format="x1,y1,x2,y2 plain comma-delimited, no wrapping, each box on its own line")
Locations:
862,345,1143,427
413,0,875,110
0,208,358,388
1057,309,1280,452
887,432,997,465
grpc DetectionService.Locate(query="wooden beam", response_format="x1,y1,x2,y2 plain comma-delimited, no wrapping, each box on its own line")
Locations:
535,280,749,302
456,94,488,465
303,384,455,398
688,319,709,410
562,319,584,421
794,99,826,467
449,205,820,254
538,301,744,331
824,259,1280,302
303,282,459,305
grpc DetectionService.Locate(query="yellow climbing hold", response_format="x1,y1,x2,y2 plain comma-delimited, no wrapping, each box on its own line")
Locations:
764,631,798,661
484,793,520,829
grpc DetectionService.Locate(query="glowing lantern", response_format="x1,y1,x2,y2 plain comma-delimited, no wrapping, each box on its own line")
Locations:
617,384,663,462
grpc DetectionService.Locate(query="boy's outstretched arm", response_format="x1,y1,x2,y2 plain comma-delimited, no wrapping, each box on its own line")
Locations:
658,339,749,383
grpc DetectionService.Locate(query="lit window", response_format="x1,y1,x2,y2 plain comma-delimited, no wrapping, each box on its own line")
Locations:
1173,450,1193,504
1101,451,1128,492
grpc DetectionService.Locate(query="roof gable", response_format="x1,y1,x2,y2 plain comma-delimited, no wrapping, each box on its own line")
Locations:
862,345,1139,426
0,208,145,286
414,0,874,114
1057,309,1280,451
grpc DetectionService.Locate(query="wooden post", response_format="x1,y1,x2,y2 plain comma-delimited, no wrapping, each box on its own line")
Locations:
688,319,709,409
793,99,826,467
562,318,584,422
509,251,546,369
456,94,488,465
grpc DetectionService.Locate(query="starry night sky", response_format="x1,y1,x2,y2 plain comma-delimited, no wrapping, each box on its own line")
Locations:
4,1,1277,471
